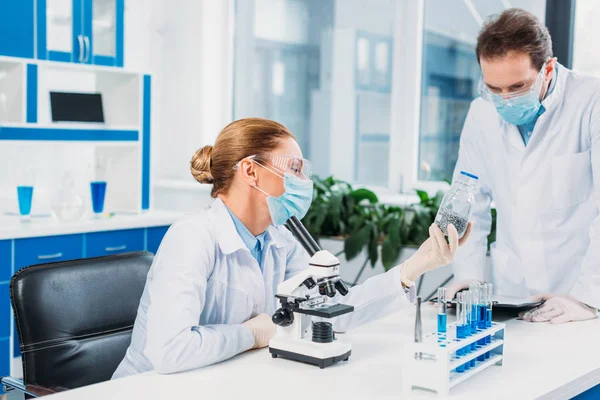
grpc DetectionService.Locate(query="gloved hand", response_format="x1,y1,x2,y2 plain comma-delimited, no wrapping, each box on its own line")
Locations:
400,222,473,286
445,278,480,302
518,294,598,324
242,314,277,349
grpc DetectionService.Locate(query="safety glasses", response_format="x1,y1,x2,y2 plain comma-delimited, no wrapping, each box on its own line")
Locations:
234,154,313,180
478,61,548,106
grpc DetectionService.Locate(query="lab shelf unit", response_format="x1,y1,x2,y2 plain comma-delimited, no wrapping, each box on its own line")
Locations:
0,55,152,214
37,0,124,67
0,0,161,388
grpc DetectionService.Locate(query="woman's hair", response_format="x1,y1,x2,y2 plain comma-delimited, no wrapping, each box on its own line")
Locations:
190,118,295,197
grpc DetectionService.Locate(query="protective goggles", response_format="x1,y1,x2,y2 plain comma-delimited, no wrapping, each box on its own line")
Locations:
478,61,548,106
233,154,313,180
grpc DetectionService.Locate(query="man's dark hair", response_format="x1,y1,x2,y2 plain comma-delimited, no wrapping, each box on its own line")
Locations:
476,8,553,70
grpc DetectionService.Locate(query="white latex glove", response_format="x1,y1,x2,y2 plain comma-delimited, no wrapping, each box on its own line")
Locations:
518,294,598,324
242,314,277,349
400,222,473,285
446,278,480,301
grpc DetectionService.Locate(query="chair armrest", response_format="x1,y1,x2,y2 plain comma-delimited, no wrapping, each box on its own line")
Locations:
2,376,68,397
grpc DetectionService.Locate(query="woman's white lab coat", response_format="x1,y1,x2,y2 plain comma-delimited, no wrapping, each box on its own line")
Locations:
112,198,414,378
453,64,600,309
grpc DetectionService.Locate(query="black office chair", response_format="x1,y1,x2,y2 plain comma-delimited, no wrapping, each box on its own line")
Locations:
1,252,153,398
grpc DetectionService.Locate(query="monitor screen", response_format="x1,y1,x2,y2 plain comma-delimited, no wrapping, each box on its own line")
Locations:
50,92,105,123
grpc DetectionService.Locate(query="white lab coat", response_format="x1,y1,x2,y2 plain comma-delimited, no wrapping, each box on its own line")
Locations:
112,198,414,378
453,64,600,309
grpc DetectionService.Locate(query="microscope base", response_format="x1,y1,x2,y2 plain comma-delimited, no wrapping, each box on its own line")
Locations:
269,347,351,369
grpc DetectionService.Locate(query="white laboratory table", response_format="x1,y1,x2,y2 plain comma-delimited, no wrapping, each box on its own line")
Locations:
44,306,600,400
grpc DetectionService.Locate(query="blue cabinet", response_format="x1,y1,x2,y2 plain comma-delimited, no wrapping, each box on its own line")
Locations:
86,228,144,258
0,241,10,283
0,0,35,58
36,0,124,66
14,234,84,272
146,226,169,254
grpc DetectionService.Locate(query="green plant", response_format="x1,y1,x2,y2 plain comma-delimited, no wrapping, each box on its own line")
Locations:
301,176,497,275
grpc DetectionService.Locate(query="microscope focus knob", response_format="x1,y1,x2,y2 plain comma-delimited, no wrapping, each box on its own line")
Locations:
272,308,294,327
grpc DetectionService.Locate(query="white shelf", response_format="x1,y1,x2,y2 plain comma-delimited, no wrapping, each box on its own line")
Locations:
0,55,149,76
0,122,140,131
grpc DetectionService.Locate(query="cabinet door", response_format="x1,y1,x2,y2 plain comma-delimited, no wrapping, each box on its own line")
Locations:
37,0,84,62
86,229,144,258
84,0,124,67
146,226,170,255
14,234,83,272
0,0,35,58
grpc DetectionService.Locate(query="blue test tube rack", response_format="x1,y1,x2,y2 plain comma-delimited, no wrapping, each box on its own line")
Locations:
402,321,506,396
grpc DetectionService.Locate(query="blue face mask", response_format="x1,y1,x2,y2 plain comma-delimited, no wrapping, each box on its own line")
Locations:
495,90,543,126
254,167,314,226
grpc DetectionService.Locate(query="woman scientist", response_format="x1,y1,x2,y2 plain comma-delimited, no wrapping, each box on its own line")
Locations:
112,118,472,378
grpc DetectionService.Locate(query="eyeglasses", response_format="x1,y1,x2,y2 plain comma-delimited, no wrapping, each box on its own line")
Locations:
478,61,548,106
233,154,313,180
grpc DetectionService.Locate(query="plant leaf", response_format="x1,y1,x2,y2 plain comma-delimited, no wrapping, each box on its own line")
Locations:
344,224,371,261
350,188,379,204
368,229,378,267
415,190,429,204
381,237,400,271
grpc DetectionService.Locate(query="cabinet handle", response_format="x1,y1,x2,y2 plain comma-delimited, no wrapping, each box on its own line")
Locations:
37,252,63,260
105,245,127,252
83,36,91,63
77,35,84,62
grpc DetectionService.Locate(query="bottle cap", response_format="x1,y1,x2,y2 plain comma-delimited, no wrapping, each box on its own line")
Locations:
460,171,479,180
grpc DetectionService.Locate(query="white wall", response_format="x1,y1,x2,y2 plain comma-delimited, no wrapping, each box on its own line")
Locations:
133,0,232,211
573,0,600,76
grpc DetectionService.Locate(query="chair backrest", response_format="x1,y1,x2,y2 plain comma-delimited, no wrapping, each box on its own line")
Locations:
10,251,153,389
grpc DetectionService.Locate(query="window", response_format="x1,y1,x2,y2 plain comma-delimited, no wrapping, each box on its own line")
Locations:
573,1,600,76
417,0,546,183
233,0,547,191
233,0,396,186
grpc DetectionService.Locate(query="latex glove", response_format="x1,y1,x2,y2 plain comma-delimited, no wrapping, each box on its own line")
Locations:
518,294,598,324
242,314,276,349
446,278,480,301
400,222,473,285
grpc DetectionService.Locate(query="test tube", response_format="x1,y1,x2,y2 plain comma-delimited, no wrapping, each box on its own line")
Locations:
455,292,465,373
485,283,493,359
437,287,447,335
461,291,471,370
476,283,487,361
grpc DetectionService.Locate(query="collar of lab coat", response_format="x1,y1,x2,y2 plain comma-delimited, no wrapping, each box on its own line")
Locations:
539,62,567,114
211,198,285,255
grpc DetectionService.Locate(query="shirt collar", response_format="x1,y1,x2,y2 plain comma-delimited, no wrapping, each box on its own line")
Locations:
224,204,267,253
211,198,280,254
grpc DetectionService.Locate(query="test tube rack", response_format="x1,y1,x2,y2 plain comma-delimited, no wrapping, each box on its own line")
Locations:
402,322,505,396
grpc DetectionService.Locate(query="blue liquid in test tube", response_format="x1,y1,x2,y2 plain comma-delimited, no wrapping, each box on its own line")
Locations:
437,287,447,335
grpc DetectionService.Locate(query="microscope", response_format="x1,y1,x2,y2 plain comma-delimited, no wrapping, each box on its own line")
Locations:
269,216,354,369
